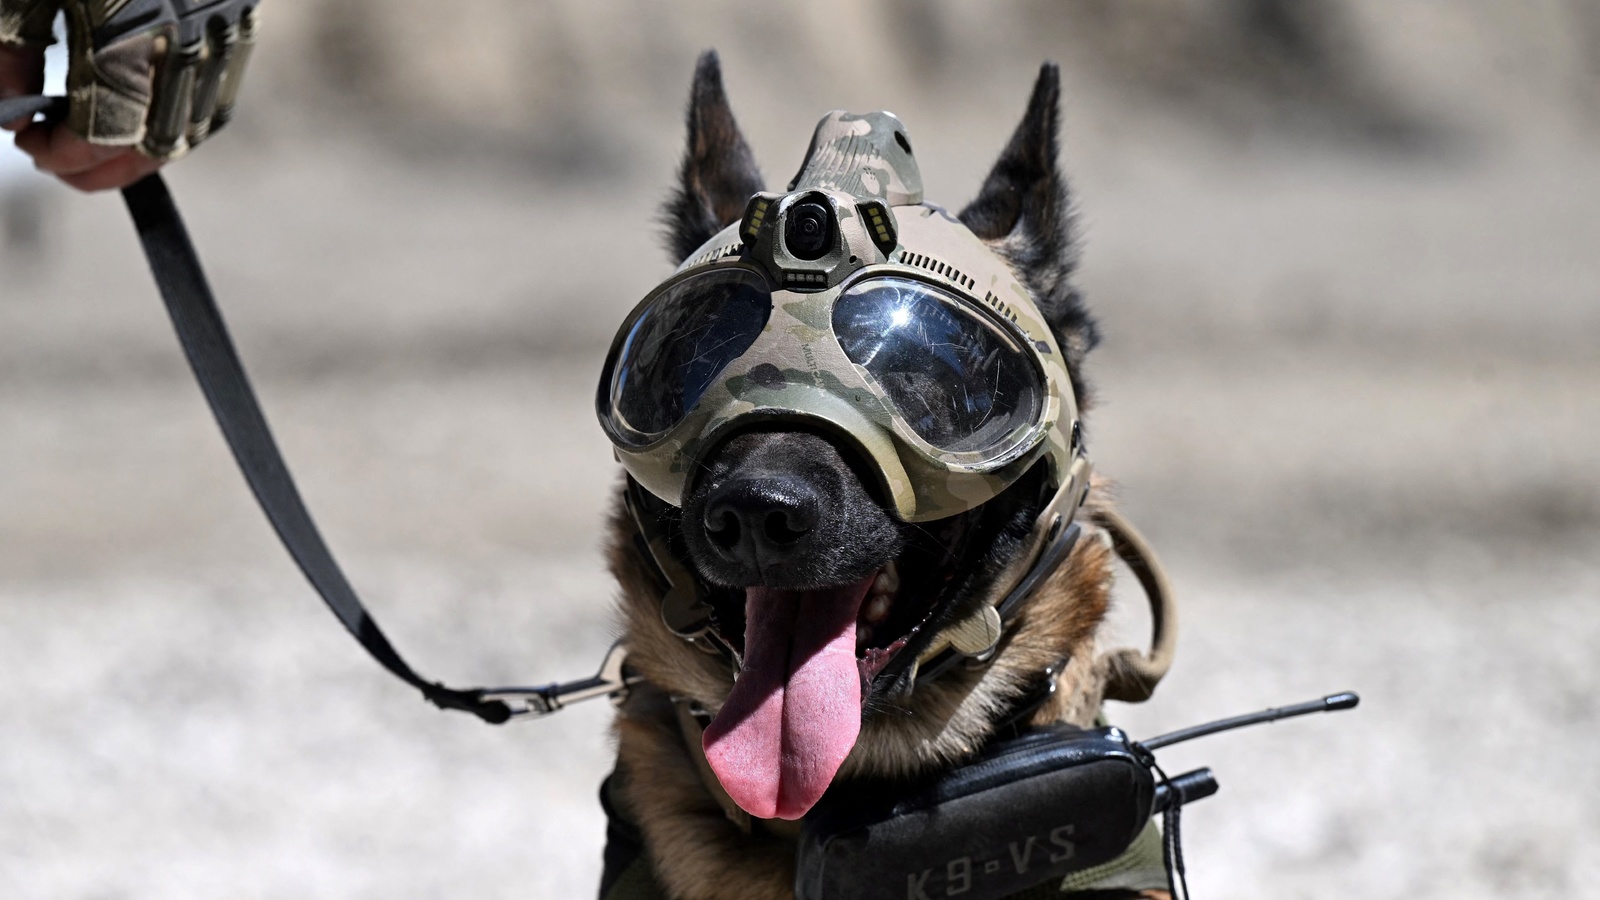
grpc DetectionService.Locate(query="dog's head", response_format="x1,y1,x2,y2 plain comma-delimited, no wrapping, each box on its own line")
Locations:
600,52,1106,821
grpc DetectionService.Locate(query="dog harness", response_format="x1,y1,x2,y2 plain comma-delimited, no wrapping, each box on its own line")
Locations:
596,717,1173,900
597,772,1170,900
600,682,1361,900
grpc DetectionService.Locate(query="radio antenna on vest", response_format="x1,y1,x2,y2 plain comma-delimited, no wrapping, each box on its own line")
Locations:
1140,691,1360,752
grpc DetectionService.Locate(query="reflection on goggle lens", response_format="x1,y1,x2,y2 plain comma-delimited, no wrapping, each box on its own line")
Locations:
611,269,772,443
833,277,1042,453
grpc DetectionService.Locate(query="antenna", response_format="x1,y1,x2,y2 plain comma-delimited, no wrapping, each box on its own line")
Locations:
1140,692,1360,751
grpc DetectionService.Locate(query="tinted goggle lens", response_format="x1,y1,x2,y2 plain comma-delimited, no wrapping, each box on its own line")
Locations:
833,277,1042,453
609,268,772,444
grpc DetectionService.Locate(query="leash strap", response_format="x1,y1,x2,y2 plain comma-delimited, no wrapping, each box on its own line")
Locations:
0,94,65,122
4,92,510,723
121,172,512,724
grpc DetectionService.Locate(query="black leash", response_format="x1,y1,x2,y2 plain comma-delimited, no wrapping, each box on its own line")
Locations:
0,94,65,122
4,93,510,723
122,174,512,723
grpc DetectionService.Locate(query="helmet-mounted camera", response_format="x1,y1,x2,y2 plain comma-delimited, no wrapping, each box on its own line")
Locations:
736,188,900,291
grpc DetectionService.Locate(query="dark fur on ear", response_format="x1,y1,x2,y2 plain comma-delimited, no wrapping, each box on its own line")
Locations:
661,51,766,262
959,63,1099,407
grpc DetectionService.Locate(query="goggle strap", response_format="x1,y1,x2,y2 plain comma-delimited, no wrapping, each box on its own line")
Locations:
998,455,1094,623
623,479,722,642
911,456,1090,683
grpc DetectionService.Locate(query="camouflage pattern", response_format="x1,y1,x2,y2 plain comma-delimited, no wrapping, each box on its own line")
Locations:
787,110,924,207
600,112,1088,525
0,0,260,159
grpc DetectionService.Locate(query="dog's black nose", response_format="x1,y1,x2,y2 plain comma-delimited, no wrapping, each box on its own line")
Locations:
702,476,821,568
680,430,903,589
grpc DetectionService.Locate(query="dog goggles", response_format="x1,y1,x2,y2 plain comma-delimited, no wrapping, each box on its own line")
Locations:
596,112,1086,523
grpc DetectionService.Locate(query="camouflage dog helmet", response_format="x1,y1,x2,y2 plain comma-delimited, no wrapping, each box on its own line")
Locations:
598,110,1089,525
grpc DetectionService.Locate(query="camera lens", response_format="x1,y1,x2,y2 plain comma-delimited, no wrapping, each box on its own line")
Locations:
785,199,834,261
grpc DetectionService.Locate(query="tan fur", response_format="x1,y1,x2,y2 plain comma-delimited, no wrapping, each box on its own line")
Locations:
607,477,1143,899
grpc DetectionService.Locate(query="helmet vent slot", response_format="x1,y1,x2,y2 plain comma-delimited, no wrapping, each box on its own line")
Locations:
983,291,1020,324
892,249,975,291
683,241,744,270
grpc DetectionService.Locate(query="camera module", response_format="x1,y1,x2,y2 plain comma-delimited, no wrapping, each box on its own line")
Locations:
784,199,834,261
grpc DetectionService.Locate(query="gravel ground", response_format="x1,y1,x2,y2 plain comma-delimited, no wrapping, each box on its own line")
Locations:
3,47,1598,899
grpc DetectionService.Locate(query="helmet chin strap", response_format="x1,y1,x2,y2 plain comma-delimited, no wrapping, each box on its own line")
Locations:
908,453,1093,684
914,503,1177,712
622,477,742,669
908,445,1177,707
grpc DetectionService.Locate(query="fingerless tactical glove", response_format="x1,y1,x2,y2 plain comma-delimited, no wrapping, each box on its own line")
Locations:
0,0,259,159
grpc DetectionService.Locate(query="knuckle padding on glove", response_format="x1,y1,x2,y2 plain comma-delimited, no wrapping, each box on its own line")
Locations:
209,9,255,130
144,33,198,155
185,22,232,143
1,0,260,159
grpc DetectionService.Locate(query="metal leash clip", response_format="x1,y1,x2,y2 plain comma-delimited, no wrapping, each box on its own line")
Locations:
477,642,642,720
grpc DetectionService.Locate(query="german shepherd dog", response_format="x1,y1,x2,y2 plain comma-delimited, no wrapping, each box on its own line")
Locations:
601,52,1164,900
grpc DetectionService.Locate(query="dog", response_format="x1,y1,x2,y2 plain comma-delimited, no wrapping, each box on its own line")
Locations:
596,52,1168,900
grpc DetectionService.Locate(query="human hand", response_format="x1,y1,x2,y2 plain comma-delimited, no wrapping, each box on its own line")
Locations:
2,40,163,191
1,1,259,192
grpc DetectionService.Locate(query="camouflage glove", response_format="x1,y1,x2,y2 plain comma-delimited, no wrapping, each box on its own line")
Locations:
0,0,259,159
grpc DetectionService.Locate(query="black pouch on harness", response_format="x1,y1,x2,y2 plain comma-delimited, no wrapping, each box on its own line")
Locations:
795,725,1155,900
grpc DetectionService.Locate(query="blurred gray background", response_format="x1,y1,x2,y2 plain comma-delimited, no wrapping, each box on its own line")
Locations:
3,2,1597,897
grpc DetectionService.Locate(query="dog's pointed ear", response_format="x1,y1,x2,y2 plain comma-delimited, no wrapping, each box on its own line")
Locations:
960,64,1099,397
661,51,765,262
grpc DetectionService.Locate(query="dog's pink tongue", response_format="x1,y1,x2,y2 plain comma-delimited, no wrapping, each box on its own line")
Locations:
703,577,874,820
